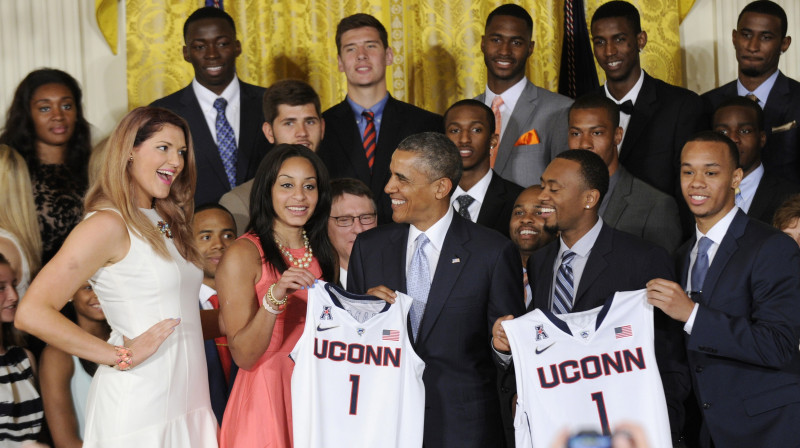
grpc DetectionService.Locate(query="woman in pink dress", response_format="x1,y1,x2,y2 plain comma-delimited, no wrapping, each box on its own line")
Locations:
217,144,336,447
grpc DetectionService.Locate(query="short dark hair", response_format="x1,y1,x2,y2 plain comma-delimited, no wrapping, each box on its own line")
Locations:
555,149,610,204
684,130,741,169
183,7,236,41
397,132,463,196
330,178,377,212
570,93,621,129
739,0,788,38
486,4,533,37
443,99,496,135
714,96,765,132
194,203,236,226
335,14,389,55
591,1,642,35
773,194,800,230
262,80,322,124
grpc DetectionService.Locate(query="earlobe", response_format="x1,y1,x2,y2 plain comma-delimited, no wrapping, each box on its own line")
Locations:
262,122,276,144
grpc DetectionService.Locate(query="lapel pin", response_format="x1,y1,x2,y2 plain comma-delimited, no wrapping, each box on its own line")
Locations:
451,257,460,263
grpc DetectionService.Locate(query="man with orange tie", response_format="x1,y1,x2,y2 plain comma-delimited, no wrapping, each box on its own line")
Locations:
319,13,442,224
476,4,573,188
192,203,238,424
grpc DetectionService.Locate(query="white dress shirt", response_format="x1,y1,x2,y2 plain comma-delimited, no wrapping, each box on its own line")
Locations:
405,208,454,282
736,163,764,213
339,267,348,290
683,206,739,334
483,77,528,141
549,218,604,311
451,170,493,222
192,74,241,146
199,283,217,310
604,69,645,152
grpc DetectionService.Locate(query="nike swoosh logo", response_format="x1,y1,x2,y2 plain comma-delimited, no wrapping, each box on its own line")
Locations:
535,343,555,354
317,324,340,332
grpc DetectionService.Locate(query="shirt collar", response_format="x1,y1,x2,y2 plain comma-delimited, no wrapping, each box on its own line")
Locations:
192,74,240,114
738,163,764,201
451,170,493,206
346,93,389,122
408,206,454,254
485,77,528,114
199,283,217,304
737,70,780,106
604,69,645,106
695,206,739,246
558,218,604,258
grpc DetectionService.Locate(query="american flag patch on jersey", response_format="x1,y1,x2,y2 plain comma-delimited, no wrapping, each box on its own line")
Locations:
382,330,400,341
615,325,633,339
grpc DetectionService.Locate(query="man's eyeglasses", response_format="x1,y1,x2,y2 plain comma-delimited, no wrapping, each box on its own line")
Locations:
329,213,377,227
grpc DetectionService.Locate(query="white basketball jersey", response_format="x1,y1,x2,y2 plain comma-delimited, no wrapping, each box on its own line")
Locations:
502,289,671,448
290,282,425,448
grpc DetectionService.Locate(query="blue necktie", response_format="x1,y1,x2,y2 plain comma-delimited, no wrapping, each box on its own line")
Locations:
407,234,431,339
213,98,238,189
553,251,576,314
691,237,713,293
456,194,475,221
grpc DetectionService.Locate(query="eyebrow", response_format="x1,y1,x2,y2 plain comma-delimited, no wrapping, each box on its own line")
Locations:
34,96,74,103
198,227,235,234
681,162,722,167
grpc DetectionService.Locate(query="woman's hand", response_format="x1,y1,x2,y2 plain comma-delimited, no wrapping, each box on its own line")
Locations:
272,267,318,299
122,318,181,367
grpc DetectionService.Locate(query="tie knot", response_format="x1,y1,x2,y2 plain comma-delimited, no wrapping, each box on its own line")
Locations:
618,100,635,115
491,95,504,110
415,233,430,250
214,97,228,112
697,236,713,255
745,93,760,104
561,250,576,265
362,110,375,122
457,194,475,210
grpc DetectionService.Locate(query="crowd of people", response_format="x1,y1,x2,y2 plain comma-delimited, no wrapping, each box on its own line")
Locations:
0,0,799,447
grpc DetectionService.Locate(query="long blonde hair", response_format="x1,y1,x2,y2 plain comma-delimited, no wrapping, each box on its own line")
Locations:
0,145,42,274
84,107,201,266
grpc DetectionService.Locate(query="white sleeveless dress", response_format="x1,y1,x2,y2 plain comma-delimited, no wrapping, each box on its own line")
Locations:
83,208,218,447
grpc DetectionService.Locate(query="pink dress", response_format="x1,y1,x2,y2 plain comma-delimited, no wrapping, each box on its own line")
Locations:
219,233,322,448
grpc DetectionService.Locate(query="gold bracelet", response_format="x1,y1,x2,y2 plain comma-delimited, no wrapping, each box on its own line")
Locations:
262,294,285,315
267,283,288,307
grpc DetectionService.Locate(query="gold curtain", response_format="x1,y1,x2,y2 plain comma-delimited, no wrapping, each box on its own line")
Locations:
126,0,693,113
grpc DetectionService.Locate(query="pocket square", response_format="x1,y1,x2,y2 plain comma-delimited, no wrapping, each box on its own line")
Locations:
772,120,797,133
515,129,540,146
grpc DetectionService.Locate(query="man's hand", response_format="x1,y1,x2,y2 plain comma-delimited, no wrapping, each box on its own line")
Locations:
366,285,397,304
646,278,695,322
492,315,515,352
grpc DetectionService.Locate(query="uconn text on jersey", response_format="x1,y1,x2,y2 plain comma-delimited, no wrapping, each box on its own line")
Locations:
314,338,402,367
538,347,646,388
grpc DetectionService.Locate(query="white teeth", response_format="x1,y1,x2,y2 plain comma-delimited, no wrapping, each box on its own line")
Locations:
392,199,406,205
520,230,539,235
287,206,306,211
609,61,622,67
539,207,555,213
157,170,173,177
690,195,707,200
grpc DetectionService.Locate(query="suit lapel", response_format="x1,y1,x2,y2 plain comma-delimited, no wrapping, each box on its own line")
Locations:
573,223,612,307
372,96,401,191
530,241,559,312
180,86,229,188
619,74,656,163
237,82,261,183
700,210,747,305
602,168,633,227
476,172,505,227
416,216,470,344
748,176,770,220
764,72,791,133
679,237,694,290
495,81,537,173
387,226,409,292
332,99,372,182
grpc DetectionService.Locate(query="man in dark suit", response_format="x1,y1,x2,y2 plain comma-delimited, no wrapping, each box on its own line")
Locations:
444,99,523,238
348,132,524,447
319,14,442,224
713,96,800,224
568,93,682,253
590,1,704,198
492,150,687,443
702,1,799,184
150,7,269,205
476,4,573,188
646,131,800,447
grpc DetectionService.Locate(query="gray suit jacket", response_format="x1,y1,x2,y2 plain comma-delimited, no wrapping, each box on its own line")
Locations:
602,167,682,254
219,179,253,235
476,81,573,187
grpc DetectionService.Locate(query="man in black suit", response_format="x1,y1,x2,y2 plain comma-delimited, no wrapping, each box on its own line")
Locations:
713,96,800,224
319,14,442,224
568,93,682,253
703,1,799,184
646,131,800,447
590,1,704,198
444,99,523,238
150,7,269,205
348,132,524,447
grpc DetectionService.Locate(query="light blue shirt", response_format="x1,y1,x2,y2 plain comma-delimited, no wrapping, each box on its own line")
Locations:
347,93,389,141
737,70,780,108
549,218,604,311
736,163,764,213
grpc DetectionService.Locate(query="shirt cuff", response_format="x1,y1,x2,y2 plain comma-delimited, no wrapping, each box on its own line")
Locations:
683,303,699,334
491,338,512,367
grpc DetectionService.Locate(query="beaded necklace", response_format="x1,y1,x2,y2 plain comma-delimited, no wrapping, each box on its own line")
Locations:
275,229,313,268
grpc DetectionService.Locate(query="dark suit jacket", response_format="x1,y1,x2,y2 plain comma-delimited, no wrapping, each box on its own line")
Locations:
702,72,800,184
348,214,524,447
603,73,705,198
204,338,238,424
677,210,800,447
319,95,443,223
748,169,800,225
473,171,524,239
150,80,270,205
603,167,682,254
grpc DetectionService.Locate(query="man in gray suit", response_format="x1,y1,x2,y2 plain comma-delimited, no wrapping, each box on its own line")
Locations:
569,93,682,253
476,4,573,188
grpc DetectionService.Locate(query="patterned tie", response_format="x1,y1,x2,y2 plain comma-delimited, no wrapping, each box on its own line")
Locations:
490,96,504,168
691,237,713,294
407,234,431,340
553,250,576,314
456,194,475,221
745,93,760,105
362,111,377,170
207,294,233,384
213,98,238,189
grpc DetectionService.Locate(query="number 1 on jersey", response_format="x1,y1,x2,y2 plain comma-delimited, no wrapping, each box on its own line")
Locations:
591,391,611,435
349,374,360,415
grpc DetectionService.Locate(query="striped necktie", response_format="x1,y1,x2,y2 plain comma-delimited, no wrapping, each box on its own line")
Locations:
362,111,376,170
553,250,576,314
